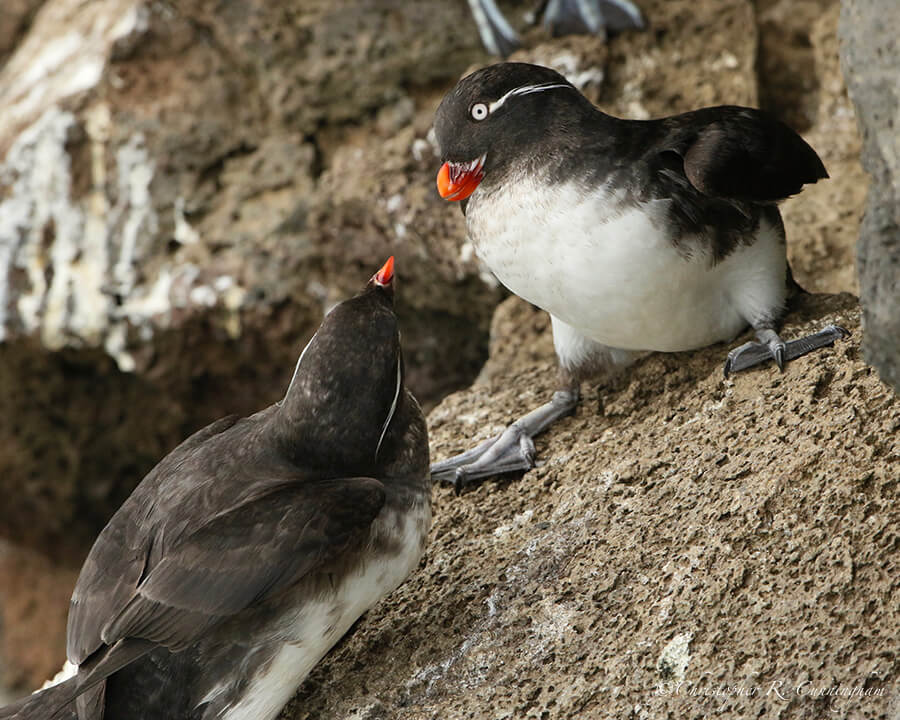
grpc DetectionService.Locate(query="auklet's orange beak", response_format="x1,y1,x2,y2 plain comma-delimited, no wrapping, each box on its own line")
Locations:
436,155,486,201
374,256,394,286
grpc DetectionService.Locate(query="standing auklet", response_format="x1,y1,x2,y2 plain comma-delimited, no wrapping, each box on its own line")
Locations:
466,0,644,57
430,62,848,489
0,257,431,720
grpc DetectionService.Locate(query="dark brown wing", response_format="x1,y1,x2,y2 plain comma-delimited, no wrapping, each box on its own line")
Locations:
12,472,383,720
67,413,384,665
67,414,241,664
669,107,828,203
99,476,384,650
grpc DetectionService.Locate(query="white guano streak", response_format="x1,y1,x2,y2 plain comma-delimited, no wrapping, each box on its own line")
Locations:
0,1,244,369
0,1,147,140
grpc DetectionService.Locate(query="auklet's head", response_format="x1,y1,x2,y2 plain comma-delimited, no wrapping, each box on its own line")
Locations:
279,257,408,472
433,63,589,201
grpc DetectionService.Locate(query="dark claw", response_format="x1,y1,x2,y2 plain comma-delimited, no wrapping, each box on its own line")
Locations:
453,469,465,496
723,339,774,375
774,344,785,372
520,434,536,467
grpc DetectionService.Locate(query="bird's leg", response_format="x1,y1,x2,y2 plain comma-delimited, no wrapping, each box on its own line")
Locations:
466,0,520,57
542,0,645,36
431,316,636,492
527,0,551,26
430,380,581,492
468,0,644,57
724,324,849,377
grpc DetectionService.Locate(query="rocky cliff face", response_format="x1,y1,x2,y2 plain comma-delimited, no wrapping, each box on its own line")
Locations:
278,6,897,716
0,0,895,714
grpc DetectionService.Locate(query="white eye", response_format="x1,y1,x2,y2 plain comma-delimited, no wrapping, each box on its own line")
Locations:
470,103,489,121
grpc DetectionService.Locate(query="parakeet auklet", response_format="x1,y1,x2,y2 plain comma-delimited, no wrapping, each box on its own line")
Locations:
0,257,431,720
430,62,847,489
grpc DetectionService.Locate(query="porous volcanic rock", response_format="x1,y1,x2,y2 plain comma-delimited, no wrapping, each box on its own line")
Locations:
285,292,898,720
276,1,891,718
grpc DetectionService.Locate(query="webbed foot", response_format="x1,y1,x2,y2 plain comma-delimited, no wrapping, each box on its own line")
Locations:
724,325,849,377
430,389,579,492
467,0,644,57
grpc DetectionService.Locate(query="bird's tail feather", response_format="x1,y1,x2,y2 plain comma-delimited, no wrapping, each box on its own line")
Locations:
0,678,79,720
0,639,153,720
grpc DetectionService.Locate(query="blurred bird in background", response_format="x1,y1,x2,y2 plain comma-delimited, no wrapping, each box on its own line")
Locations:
467,0,645,56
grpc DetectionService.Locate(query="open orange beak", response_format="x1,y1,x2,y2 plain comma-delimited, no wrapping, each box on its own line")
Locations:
436,155,486,201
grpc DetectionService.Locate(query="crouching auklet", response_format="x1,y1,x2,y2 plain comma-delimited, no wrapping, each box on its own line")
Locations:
431,62,848,490
0,257,431,720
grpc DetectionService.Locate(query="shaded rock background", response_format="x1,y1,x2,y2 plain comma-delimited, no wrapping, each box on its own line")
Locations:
0,0,893,716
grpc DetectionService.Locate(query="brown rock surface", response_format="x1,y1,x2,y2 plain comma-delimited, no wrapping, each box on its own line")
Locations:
0,0,43,66
759,0,865,296
0,544,77,693
286,293,897,720
279,2,892,719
